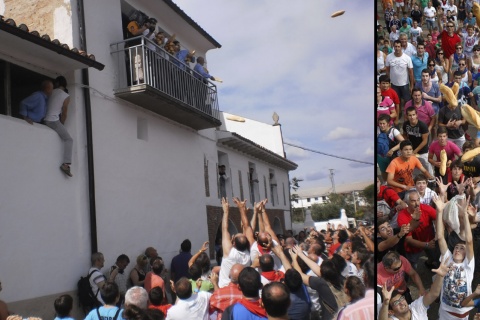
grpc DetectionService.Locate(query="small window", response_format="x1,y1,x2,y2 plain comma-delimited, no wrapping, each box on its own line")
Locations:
307,198,310,202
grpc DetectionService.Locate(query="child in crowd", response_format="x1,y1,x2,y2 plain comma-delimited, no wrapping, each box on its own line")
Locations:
54,295,74,320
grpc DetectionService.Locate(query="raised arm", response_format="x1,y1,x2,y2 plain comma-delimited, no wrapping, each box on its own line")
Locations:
188,241,209,268
259,199,281,245
433,195,448,255
423,255,451,306
256,202,266,233
458,196,474,261
358,226,374,252
289,248,310,286
222,198,233,256
271,241,291,271
233,197,255,246
291,245,320,276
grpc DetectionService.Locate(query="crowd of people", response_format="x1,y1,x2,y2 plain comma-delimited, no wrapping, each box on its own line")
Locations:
124,11,220,114
377,0,480,318
1,197,373,320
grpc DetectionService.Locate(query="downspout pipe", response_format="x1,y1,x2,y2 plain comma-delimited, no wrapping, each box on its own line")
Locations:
78,0,98,253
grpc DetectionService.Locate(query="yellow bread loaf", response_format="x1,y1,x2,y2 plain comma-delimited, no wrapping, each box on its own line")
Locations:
451,82,459,97
461,104,480,129
473,3,480,29
440,149,447,176
440,83,458,108
462,147,480,163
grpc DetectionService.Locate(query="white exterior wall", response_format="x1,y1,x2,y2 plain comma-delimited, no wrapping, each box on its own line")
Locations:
220,112,285,157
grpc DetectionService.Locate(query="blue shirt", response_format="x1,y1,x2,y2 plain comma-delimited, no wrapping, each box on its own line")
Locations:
19,91,48,123
193,63,212,80
84,306,123,320
411,52,429,81
174,50,195,70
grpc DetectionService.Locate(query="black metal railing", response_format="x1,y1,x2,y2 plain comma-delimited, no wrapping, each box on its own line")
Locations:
110,36,219,119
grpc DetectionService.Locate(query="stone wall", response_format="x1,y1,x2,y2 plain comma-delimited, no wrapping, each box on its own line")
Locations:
2,0,72,44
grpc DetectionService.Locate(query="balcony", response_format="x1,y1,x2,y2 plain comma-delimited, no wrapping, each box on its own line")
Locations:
110,37,221,130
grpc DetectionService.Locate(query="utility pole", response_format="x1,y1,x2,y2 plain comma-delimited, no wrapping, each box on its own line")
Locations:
352,191,357,215
329,169,336,193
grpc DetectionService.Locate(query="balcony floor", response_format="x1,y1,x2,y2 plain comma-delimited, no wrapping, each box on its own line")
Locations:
114,84,221,130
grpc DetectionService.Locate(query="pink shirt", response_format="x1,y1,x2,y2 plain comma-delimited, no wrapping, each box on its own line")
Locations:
377,97,396,125
428,140,462,160
404,99,435,126
377,255,412,293
337,290,375,320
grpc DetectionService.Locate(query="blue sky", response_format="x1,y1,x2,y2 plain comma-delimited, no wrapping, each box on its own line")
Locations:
173,1,374,191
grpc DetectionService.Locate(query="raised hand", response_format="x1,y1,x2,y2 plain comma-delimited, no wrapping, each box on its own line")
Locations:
222,197,229,212
432,255,452,277
436,176,451,195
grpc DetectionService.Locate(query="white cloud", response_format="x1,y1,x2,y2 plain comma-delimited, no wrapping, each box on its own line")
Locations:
325,127,359,140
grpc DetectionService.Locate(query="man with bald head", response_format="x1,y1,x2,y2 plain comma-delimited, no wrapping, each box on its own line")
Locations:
218,198,253,288
167,277,212,319
209,264,245,319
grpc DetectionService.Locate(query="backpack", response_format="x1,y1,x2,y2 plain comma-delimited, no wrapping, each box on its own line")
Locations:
321,282,349,319
377,127,396,157
96,307,121,320
377,187,396,224
78,270,101,314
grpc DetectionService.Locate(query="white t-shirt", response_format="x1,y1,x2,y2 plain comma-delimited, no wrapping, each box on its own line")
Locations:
439,250,474,316
424,6,436,20
44,88,69,122
88,267,105,305
391,296,428,320
386,53,414,86
218,247,251,288
166,291,212,320
250,240,282,271
402,43,417,57
410,27,423,43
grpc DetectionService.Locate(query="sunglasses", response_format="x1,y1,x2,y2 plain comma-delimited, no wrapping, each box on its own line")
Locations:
389,262,403,272
392,295,406,307
448,25,455,28
429,64,435,66
459,63,466,66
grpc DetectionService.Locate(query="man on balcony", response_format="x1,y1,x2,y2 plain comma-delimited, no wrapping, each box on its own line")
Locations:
194,57,217,114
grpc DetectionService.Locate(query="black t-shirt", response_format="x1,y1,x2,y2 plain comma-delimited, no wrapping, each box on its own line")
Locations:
403,120,429,154
411,10,422,23
463,156,480,178
438,105,464,139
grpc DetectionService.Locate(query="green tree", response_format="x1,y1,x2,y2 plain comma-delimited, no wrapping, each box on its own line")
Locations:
310,193,355,221
361,183,374,206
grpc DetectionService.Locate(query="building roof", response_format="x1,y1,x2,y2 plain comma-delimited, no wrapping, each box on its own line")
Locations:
216,130,298,171
0,16,104,72
163,0,221,48
296,180,372,198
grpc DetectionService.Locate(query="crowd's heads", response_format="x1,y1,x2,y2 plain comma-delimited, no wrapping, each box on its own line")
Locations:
382,251,402,274
180,239,191,252
259,254,275,272
344,276,365,303
233,234,249,252
116,254,130,270
145,247,158,258
91,252,105,268
100,281,120,305
363,256,374,289
351,247,370,267
54,294,73,318
175,277,193,300
136,254,149,267
148,286,164,307
238,267,262,298
188,263,202,281
320,259,342,288
151,257,164,275
125,286,149,310
262,282,291,318
284,269,303,292
229,264,245,284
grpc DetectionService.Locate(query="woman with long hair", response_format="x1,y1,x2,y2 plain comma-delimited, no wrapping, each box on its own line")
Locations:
435,48,450,84
129,254,149,287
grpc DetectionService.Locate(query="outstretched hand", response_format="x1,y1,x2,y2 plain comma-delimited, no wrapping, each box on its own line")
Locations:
432,255,453,277
436,176,451,195
222,197,229,212
233,197,247,210
381,283,394,301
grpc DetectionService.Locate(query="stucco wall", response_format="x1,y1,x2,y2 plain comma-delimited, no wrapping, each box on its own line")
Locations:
1,0,73,47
